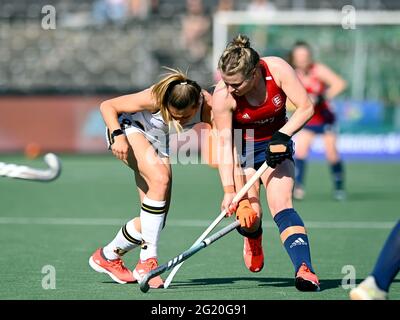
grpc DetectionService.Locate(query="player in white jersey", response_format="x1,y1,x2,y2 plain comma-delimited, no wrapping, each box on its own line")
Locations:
110,87,205,157
89,69,212,288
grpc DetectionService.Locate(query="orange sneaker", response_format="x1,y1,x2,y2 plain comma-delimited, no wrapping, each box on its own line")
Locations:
295,263,320,291
133,257,164,289
89,248,136,284
243,235,264,272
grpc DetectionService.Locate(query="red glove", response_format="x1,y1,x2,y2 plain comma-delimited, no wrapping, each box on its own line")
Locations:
235,198,257,229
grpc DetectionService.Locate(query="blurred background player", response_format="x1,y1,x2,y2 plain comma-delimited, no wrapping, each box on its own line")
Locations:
213,34,319,291
350,220,400,300
246,0,276,12
288,41,347,201
181,0,211,62
89,69,212,288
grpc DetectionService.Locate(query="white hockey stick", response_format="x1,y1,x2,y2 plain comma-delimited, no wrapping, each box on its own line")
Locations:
163,161,269,289
0,153,61,182
140,220,241,293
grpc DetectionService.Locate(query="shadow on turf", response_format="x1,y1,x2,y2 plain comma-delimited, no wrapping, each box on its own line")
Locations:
174,277,293,288
345,191,400,201
173,277,400,291
100,278,400,292
294,191,399,202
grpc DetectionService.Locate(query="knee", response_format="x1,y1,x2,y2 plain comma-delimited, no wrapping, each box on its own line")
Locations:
295,148,309,159
325,143,338,162
268,194,293,216
148,170,170,194
326,151,339,163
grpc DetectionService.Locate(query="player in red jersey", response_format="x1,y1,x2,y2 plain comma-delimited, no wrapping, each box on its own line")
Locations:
213,34,320,291
288,41,347,201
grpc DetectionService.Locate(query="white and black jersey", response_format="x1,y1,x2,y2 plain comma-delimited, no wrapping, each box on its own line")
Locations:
107,94,204,157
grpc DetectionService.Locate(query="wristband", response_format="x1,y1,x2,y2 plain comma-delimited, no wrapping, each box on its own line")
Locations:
223,185,235,193
111,128,124,139
271,131,291,142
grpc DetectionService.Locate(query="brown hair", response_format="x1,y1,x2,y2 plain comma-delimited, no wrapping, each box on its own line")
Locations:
218,34,260,77
288,41,313,67
152,68,202,132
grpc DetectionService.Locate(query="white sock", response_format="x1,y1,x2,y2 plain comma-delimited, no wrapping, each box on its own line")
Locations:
103,219,143,260
139,196,166,261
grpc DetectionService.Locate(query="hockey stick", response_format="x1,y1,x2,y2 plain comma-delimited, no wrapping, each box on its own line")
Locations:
163,161,270,289
0,153,61,182
140,219,241,293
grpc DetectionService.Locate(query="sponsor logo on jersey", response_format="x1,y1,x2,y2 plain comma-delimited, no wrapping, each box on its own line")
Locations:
272,94,283,108
242,113,251,120
253,117,275,125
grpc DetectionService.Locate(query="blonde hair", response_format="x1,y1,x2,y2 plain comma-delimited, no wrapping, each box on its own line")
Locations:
152,68,201,132
218,34,260,77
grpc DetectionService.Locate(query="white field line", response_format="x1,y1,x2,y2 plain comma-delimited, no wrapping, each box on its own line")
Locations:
0,217,396,229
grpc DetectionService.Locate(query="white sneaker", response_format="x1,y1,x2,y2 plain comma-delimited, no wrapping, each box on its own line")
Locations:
334,189,346,201
349,276,387,300
293,187,305,200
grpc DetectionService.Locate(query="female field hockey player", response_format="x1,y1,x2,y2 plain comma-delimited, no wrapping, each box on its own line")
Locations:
89,69,212,288
350,220,400,300
213,34,320,291
288,41,347,201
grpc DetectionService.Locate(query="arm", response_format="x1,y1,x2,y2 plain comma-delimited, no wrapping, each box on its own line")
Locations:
212,82,242,213
100,88,156,132
315,63,347,100
200,90,213,125
265,57,314,136
212,83,256,227
100,88,156,161
259,57,314,168
212,83,235,190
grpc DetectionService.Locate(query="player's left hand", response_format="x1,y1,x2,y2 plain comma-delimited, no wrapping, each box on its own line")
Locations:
265,131,294,168
235,198,258,228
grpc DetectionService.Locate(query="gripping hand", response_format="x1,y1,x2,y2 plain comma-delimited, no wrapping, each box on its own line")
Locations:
236,199,257,229
265,131,294,168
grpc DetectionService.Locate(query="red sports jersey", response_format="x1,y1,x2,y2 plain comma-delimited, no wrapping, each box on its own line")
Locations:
296,64,333,126
232,59,287,141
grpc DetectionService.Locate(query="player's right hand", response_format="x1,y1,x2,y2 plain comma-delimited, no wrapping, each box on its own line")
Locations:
111,135,129,161
221,192,237,217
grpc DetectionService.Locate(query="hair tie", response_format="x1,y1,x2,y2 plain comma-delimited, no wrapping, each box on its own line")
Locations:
180,81,188,85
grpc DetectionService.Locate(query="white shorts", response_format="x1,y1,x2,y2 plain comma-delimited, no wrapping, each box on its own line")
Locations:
106,113,170,158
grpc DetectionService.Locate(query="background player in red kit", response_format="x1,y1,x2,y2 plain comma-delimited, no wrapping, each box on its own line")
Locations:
213,34,320,291
288,41,347,201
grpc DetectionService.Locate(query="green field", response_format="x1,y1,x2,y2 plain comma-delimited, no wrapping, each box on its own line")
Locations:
0,155,399,300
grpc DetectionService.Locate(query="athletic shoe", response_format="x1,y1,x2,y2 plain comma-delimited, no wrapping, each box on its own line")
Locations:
349,276,387,300
334,189,346,201
89,248,135,284
133,257,164,288
293,187,305,200
243,235,264,272
295,263,320,291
